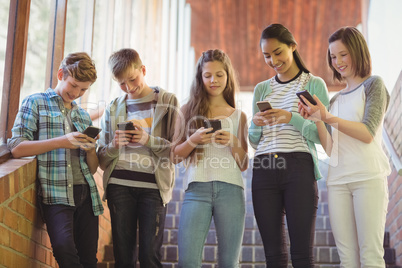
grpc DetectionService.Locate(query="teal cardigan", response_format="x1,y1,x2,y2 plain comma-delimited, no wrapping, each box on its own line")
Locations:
248,74,330,180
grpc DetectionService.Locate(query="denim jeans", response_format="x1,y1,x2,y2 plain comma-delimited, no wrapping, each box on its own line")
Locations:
106,184,166,268
252,153,318,268
178,181,245,268
42,184,99,268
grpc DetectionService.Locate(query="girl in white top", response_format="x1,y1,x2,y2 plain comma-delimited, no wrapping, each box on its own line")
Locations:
299,26,391,268
172,49,248,267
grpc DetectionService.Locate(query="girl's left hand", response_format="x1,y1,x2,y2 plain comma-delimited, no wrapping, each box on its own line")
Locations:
129,124,150,145
263,109,292,126
298,95,328,122
213,130,238,147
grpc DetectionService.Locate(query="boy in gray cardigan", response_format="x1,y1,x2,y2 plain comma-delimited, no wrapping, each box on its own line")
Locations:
97,48,178,267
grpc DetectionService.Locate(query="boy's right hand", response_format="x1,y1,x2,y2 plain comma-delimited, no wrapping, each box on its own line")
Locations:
63,132,94,149
111,130,133,148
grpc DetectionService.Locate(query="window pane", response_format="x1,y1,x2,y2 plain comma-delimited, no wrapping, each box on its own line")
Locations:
65,0,101,119
91,0,115,104
0,0,11,144
20,0,51,104
64,0,87,55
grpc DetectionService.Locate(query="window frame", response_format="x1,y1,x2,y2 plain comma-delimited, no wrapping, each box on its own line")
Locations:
0,0,69,163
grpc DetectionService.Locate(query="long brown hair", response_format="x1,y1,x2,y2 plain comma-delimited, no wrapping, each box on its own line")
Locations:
327,27,371,82
180,49,239,163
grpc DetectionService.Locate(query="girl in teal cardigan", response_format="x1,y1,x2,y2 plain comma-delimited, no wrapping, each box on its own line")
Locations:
249,24,329,268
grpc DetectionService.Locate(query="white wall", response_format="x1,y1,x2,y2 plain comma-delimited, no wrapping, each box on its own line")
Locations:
368,0,402,92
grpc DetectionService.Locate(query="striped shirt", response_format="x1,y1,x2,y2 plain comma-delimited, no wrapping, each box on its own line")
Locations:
256,71,310,155
7,88,104,216
109,90,158,189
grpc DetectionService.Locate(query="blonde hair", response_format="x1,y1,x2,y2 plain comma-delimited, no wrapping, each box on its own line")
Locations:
108,48,143,79
59,52,97,83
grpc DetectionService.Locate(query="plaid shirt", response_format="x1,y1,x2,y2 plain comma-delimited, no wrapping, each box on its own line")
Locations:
7,88,103,216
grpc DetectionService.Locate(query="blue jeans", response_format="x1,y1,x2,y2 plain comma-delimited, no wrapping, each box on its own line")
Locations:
252,153,318,268
178,181,245,268
42,184,99,268
106,184,166,268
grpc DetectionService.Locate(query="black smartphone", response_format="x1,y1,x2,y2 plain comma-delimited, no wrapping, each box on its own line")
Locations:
117,121,136,130
296,90,317,105
83,126,102,139
203,119,222,134
256,100,272,111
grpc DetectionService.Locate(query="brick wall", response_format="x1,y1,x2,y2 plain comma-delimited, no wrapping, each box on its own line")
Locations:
94,170,112,265
384,70,402,266
0,158,112,268
386,167,401,266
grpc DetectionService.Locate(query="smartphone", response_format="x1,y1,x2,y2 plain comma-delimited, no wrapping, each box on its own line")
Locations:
296,90,317,105
117,121,136,131
257,100,272,111
83,126,102,139
203,119,222,134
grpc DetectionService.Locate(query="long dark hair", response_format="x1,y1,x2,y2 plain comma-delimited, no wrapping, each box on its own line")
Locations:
260,23,310,73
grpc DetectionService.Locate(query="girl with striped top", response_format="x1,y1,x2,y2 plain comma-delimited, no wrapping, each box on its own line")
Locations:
172,49,248,267
249,24,329,267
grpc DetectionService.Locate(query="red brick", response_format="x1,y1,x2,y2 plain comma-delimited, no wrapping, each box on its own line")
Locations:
0,246,9,266
42,230,52,249
21,187,35,204
9,197,27,216
0,206,3,223
10,231,27,253
0,176,11,203
0,225,10,246
18,216,33,237
45,249,57,266
30,227,42,244
4,207,20,230
24,201,36,222
35,244,47,264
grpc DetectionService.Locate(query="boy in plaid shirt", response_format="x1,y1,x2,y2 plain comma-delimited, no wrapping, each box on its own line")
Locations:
8,52,103,268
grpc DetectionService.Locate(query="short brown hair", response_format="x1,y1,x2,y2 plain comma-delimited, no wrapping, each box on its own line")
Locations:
108,48,143,79
59,52,97,83
327,27,371,82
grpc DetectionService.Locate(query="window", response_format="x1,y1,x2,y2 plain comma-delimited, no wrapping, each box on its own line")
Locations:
0,0,10,146
19,0,51,104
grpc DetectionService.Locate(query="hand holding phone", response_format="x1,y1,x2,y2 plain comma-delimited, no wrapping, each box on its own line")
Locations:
296,90,317,105
117,121,136,131
82,126,102,139
203,119,222,134
257,101,273,112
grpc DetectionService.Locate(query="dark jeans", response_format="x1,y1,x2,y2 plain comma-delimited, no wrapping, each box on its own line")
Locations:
252,153,318,268
107,184,167,268
42,184,99,268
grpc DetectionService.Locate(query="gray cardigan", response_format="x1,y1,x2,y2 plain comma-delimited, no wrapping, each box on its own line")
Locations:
97,87,179,205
